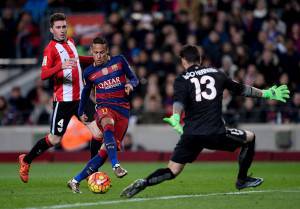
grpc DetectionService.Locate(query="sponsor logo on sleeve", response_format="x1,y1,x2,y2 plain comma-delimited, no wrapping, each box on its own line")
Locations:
42,56,47,66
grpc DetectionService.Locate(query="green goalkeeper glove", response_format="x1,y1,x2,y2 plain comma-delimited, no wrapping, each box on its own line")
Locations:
262,85,290,103
163,114,183,135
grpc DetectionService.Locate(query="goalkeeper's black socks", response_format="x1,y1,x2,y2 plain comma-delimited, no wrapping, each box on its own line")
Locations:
24,136,53,164
238,137,255,180
145,168,175,186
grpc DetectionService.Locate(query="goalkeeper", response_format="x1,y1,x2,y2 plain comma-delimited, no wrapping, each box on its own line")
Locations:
121,45,290,198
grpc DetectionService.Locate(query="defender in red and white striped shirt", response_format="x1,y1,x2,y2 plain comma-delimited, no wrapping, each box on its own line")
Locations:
18,13,102,183
42,37,83,101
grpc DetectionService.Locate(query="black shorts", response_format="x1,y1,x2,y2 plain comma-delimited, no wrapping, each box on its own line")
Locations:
171,128,247,164
50,101,79,136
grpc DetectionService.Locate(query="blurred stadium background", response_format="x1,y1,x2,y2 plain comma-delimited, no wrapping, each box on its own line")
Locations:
0,0,300,161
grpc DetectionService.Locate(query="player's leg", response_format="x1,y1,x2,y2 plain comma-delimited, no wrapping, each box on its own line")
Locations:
147,160,184,185
236,130,263,190
96,108,126,177
67,146,108,193
86,120,103,159
90,138,102,158
121,135,199,198
237,130,255,180
18,134,56,183
120,160,183,198
18,101,68,183
101,118,119,164
224,128,263,190
112,115,130,178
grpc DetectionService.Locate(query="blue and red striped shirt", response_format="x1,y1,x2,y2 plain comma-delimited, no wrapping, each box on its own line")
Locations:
78,55,139,118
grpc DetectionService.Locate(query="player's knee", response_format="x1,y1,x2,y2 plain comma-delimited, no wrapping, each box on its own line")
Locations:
249,134,255,149
245,131,255,143
168,161,184,176
243,131,255,152
169,168,180,177
47,134,61,145
87,121,103,139
103,123,114,132
98,149,107,159
101,118,114,129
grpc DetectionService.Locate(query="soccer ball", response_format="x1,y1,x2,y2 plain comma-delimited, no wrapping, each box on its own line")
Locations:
87,172,111,193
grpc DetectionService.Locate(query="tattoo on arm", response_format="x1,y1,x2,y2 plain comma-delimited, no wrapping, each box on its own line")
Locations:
242,85,263,98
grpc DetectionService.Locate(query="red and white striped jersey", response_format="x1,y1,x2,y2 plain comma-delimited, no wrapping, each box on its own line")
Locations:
41,38,83,102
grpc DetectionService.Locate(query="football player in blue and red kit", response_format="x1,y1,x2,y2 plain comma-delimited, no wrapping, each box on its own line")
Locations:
67,37,139,193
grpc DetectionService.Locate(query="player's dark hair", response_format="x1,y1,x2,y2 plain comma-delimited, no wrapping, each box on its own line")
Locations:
179,45,201,64
92,37,108,46
50,13,66,28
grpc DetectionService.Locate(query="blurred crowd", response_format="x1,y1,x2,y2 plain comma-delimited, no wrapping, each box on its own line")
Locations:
0,0,300,126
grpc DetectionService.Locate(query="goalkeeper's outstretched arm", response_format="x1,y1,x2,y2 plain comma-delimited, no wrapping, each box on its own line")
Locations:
225,77,290,103
241,84,290,103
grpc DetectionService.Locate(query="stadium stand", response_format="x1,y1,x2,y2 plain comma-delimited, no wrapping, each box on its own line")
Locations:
0,0,299,125
0,0,299,126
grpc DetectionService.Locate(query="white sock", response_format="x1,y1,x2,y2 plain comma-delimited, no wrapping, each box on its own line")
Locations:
113,163,120,169
72,179,78,183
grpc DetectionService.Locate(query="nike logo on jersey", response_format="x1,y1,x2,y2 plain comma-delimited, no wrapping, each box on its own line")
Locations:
62,73,73,84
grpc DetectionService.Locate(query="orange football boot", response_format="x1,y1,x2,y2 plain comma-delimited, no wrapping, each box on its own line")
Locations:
19,154,30,183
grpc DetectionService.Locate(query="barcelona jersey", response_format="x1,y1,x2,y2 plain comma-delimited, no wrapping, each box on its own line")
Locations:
78,55,139,118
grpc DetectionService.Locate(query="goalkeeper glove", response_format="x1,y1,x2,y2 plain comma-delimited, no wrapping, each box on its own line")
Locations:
163,114,183,135
262,85,290,103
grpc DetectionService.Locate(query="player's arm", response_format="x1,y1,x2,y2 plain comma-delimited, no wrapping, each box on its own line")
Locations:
41,48,76,80
163,76,187,135
78,72,93,123
120,55,139,95
225,78,290,103
67,38,94,69
41,48,62,80
66,38,93,69
79,56,93,69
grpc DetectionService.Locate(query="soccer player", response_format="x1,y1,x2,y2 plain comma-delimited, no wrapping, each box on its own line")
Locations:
18,13,102,183
67,37,139,193
121,45,290,198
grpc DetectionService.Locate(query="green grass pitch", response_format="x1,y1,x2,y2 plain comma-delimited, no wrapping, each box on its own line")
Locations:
1,162,300,209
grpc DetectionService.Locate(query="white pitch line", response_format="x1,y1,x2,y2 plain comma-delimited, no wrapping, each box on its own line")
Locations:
21,189,300,209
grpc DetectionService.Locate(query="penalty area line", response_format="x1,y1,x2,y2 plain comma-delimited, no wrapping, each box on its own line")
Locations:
22,189,300,209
